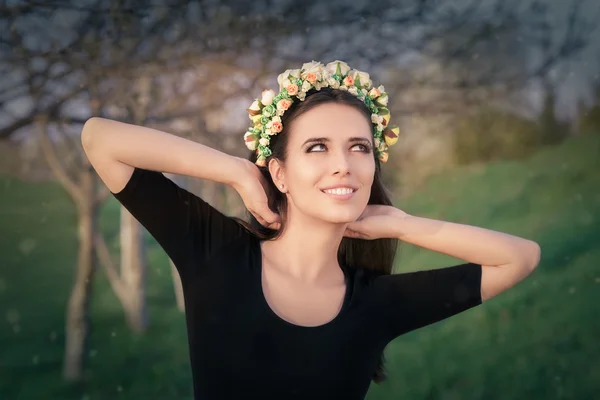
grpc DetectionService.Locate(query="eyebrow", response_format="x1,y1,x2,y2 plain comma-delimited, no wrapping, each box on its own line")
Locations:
301,137,372,146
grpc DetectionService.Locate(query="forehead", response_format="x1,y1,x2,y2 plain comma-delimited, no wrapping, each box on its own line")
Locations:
288,103,372,142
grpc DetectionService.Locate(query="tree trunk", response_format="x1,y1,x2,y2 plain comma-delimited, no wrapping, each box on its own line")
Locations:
63,169,96,382
119,208,148,333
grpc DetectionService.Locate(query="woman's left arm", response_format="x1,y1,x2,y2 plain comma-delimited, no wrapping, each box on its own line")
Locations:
345,206,542,302
390,211,541,302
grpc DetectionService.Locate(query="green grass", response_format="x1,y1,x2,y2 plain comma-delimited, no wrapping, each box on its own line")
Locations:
1,134,599,399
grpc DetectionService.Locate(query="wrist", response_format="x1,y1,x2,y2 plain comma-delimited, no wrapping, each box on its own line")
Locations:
228,157,253,190
390,209,411,239
391,208,409,221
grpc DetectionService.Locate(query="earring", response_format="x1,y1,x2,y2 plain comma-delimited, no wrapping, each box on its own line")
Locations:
280,184,285,192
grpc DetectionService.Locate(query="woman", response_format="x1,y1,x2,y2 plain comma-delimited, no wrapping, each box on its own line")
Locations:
81,60,541,399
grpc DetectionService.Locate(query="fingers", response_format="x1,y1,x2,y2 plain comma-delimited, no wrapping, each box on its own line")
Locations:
268,221,282,230
252,208,281,230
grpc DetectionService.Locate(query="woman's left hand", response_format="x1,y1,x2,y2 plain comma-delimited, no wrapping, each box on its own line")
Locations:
344,205,409,240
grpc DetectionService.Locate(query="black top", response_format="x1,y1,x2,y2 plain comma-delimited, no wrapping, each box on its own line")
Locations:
112,167,482,400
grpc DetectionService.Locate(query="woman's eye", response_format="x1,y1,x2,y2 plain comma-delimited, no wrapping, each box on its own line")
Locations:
353,144,371,152
308,143,327,152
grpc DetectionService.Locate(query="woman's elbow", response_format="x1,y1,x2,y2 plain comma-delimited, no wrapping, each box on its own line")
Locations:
81,117,105,151
523,240,542,271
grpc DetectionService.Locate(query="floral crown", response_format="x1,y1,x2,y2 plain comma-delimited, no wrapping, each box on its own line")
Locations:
243,60,400,166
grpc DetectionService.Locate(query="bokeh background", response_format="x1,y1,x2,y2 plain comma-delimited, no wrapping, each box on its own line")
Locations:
1,0,599,399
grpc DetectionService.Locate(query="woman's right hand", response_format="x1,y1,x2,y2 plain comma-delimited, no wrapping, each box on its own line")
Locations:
232,157,281,230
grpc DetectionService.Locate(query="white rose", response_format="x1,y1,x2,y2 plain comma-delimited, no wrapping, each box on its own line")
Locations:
339,85,348,91
301,61,323,75
301,80,312,92
375,93,389,106
347,69,370,88
277,69,293,89
297,91,306,101
261,89,276,106
271,116,281,123
289,69,301,78
259,137,270,146
371,114,383,124
314,82,322,91
276,108,285,116
248,99,261,112
244,131,258,150
328,78,340,89
348,86,359,96
325,60,351,76
277,69,300,90
378,85,385,93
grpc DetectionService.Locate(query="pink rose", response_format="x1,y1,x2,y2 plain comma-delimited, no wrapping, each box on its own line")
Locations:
286,84,299,96
343,75,354,87
277,99,293,111
305,72,318,84
368,87,381,98
271,121,283,133
256,156,267,167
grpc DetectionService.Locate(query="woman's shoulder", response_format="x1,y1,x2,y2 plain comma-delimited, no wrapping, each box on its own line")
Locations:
344,265,389,287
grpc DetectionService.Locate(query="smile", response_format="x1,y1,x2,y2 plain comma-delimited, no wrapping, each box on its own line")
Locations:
320,187,356,200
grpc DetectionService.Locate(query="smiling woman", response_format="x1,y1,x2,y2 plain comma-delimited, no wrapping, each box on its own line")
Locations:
81,60,538,400
241,87,385,227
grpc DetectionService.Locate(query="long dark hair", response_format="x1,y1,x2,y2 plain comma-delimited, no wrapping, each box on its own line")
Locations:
234,87,399,383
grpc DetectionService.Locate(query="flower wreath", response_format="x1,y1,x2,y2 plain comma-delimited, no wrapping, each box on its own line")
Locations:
243,60,400,166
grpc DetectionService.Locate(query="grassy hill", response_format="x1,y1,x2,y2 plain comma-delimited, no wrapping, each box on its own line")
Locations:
1,133,599,399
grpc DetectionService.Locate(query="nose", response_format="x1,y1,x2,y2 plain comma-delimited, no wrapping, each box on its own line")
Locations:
332,149,351,176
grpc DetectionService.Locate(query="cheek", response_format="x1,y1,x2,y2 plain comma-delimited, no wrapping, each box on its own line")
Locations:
358,159,376,185
288,159,322,188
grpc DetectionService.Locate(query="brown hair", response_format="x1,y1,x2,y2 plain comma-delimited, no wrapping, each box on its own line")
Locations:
234,87,399,383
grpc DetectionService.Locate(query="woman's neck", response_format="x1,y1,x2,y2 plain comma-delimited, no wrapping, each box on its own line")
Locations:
261,214,347,283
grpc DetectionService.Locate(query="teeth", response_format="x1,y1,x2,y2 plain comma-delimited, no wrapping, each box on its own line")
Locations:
323,188,354,195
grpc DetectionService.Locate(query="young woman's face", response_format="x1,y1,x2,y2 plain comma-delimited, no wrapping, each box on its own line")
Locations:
281,102,376,224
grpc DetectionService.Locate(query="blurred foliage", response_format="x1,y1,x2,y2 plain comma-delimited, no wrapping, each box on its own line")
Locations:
451,107,544,165
537,90,571,146
451,88,574,165
576,85,600,135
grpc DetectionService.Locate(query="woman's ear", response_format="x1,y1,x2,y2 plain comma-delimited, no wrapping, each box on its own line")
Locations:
268,158,286,192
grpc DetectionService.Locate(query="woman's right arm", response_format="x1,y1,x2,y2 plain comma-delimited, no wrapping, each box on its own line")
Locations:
80,117,279,275
81,117,244,193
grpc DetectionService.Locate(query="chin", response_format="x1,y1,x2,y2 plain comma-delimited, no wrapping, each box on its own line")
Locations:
318,205,365,224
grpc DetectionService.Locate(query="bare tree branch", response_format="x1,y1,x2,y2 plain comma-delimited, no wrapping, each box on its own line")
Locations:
94,233,127,302
36,117,81,202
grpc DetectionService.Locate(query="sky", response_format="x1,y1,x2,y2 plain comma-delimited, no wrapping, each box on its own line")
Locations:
1,0,599,141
